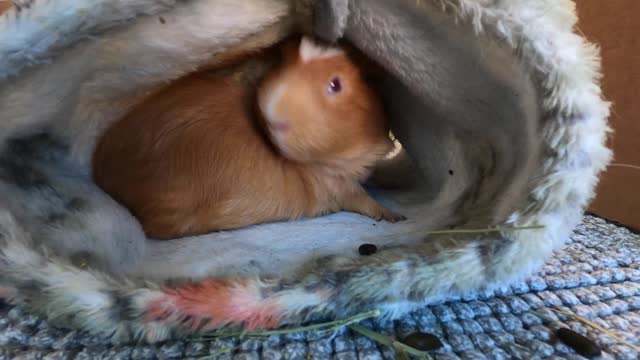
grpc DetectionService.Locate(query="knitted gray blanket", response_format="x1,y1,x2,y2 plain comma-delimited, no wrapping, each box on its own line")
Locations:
1,215,638,360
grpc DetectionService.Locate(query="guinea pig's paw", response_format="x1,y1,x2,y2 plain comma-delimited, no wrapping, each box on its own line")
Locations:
343,191,407,223
375,208,407,223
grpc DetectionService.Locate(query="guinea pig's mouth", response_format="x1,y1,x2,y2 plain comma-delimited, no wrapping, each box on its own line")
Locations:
267,121,289,132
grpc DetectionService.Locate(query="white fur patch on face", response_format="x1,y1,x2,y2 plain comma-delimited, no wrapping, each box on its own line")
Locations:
258,81,291,155
260,81,287,123
299,36,344,63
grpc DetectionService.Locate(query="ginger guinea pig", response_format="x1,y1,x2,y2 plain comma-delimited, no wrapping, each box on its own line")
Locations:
92,36,405,240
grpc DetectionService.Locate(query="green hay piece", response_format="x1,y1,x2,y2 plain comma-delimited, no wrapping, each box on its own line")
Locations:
195,309,381,340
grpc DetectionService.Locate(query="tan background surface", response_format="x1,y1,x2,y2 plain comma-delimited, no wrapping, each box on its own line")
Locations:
576,1,640,229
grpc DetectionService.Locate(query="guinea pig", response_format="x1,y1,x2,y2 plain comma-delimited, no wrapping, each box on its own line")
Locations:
92,36,405,240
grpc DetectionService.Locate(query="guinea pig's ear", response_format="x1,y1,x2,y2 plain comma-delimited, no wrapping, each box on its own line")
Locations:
298,36,345,64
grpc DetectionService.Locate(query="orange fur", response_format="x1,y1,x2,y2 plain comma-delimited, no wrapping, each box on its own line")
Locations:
92,37,404,240
0,1,13,14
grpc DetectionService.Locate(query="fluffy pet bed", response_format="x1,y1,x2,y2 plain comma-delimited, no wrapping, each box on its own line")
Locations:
2,215,639,359
0,0,611,344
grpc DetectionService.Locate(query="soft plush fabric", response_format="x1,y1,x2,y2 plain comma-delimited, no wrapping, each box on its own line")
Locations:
2,216,638,359
0,0,611,343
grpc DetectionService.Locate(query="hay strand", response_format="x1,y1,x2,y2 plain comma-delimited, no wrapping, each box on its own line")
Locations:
423,225,545,235
554,308,640,352
360,224,546,243
195,309,381,340
348,324,434,359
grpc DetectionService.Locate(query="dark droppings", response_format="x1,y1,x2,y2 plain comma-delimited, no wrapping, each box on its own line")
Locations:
158,16,166,24
401,332,444,352
556,328,602,358
358,243,378,256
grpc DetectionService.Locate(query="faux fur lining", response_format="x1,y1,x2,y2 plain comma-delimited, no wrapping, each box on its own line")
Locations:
0,0,611,342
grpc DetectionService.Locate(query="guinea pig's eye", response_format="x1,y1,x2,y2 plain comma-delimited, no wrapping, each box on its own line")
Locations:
328,77,342,95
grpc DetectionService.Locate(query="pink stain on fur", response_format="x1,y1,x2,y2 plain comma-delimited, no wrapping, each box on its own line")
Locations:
146,280,283,330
